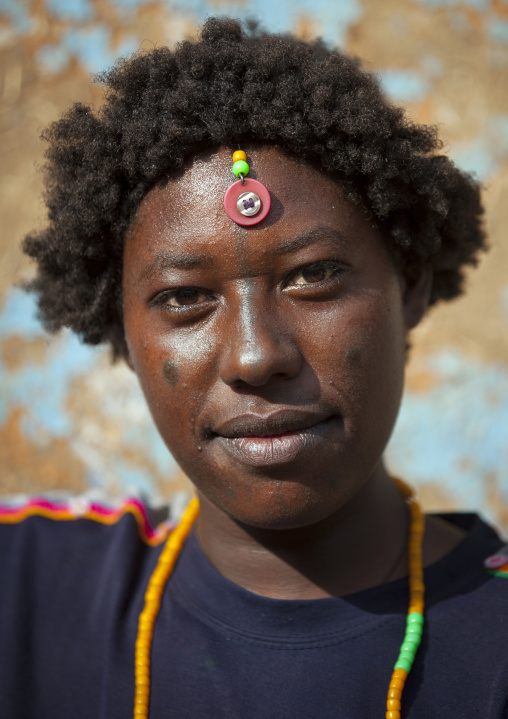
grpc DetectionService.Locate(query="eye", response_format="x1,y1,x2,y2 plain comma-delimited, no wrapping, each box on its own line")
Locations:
287,261,345,289
153,287,213,310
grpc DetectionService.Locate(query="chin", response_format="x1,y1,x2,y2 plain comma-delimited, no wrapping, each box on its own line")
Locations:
202,475,354,531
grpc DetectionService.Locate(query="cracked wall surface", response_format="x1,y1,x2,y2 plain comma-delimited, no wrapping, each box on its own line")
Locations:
1,0,507,529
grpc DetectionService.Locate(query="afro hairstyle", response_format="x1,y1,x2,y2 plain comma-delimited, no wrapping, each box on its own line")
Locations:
23,17,486,359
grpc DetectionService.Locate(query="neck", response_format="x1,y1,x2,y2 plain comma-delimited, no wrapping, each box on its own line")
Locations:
195,465,410,600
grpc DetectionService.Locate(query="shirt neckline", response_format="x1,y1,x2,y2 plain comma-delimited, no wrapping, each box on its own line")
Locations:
167,513,501,642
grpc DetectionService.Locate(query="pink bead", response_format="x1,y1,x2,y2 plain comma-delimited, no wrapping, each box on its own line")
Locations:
224,178,271,226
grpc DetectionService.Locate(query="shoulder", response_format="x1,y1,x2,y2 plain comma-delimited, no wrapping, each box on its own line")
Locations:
0,494,173,544
0,494,179,654
425,512,508,627
0,495,175,596
0,495,177,716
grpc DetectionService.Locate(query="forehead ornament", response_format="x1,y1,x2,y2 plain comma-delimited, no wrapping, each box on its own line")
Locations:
223,150,271,226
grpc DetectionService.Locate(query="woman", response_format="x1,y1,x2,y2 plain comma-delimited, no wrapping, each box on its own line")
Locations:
1,17,506,719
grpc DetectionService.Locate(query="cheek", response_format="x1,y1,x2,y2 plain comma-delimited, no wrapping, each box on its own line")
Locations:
127,324,218,445
309,287,406,409
162,359,179,387
345,347,362,369
339,292,406,432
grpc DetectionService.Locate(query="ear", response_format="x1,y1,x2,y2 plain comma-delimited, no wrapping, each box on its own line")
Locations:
402,266,433,330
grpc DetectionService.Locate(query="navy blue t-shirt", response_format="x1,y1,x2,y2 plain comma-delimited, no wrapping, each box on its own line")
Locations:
0,504,507,718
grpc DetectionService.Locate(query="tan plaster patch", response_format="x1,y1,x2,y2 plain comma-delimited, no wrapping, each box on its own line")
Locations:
0,334,49,372
0,409,86,495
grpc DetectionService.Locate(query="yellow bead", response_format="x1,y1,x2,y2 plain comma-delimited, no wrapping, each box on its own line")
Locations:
392,668,408,681
389,678,404,691
168,537,184,551
157,556,174,568
386,712,400,719
410,580,425,592
388,688,402,700
134,706,148,716
233,150,247,162
150,572,168,591
144,598,161,612
135,638,151,652
135,685,150,698
409,605,424,615
135,673,150,687
145,587,162,600
387,699,402,711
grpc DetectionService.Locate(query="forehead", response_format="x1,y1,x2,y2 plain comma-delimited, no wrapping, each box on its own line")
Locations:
125,145,384,268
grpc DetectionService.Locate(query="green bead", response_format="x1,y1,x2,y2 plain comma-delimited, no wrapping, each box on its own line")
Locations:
232,160,249,177
401,641,419,654
406,624,423,638
394,657,412,673
399,649,416,663
407,612,424,626
403,631,421,647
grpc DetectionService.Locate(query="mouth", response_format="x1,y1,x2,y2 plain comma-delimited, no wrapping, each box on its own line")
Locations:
210,411,340,467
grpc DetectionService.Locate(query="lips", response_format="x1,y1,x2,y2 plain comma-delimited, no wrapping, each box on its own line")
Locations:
211,410,340,467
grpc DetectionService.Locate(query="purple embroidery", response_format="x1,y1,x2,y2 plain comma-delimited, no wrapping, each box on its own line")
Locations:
242,197,255,210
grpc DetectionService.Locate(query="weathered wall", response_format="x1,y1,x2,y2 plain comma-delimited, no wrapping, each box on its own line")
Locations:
1,0,507,528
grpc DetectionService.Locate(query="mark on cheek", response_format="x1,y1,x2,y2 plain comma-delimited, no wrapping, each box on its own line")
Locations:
346,347,362,369
162,360,179,387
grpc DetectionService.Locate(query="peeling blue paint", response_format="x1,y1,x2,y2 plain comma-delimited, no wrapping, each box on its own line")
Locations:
449,11,471,33
451,137,497,181
501,285,508,326
0,0,32,34
490,115,508,150
36,27,140,76
420,55,443,78
110,0,157,9
47,0,94,23
488,17,508,45
62,26,139,74
450,115,508,180
0,289,178,493
0,290,100,437
380,70,429,102
99,460,156,498
0,288,46,339
2,0,362,72
387,350,508,514
414,0,487,9
169,0,363,46
36,44,71,74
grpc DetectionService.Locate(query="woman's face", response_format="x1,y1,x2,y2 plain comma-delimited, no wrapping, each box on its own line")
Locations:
123,146,419,530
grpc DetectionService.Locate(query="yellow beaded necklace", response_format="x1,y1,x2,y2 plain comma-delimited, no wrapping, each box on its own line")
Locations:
133,479,424,719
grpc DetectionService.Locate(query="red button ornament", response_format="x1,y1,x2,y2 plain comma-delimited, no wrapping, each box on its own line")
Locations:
224,178,271,226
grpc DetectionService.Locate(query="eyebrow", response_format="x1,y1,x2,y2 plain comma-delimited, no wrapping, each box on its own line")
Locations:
138,252,215,282
272,227,349,255
137,226,348,283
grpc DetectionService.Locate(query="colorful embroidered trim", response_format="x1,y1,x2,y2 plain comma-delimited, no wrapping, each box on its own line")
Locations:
484,545,508,578
0,497,173,547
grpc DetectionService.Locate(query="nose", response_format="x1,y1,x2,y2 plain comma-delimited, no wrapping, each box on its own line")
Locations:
219,286,302,387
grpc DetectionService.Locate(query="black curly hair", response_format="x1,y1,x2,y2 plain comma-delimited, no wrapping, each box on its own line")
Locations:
23,17,486,359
